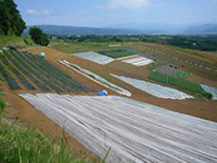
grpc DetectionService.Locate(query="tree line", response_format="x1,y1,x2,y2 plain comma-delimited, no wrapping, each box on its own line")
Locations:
0,0,26,36
48,34,217,52
0,0,49,46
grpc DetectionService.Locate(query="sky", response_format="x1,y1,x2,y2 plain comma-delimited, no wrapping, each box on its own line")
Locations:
14,0,217,27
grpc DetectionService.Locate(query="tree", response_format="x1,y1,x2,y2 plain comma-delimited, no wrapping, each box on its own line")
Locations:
0,0,26,36
29,27,49,46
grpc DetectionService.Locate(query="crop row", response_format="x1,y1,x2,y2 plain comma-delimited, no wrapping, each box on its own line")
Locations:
0,63,22,90
8,50,67,93
148,71,206,95
32,52,97,93
0,53,36,91
2,50,51,92
99,50,135,59
13,50,77,93
22,51,84,93
154,66,192,80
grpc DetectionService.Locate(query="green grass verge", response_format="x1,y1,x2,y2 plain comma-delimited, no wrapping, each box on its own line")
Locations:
52,42,121,54
0,35,39,50
147,62,166,70
100,50,135,58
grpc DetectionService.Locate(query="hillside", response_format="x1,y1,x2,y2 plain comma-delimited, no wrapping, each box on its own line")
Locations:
0,35,39,49
23,25,145,36
1,42,217,162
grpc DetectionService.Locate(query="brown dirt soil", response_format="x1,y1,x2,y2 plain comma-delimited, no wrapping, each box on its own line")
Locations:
2,47,217,162
187,74,217,88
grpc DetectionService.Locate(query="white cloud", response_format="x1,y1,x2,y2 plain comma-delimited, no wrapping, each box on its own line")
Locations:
42,9,54,14
108,0,150,8
73,10,84,14
95,6,105,9
27,10,38,15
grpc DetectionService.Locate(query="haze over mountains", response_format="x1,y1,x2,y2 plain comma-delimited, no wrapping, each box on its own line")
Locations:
23,23,217,36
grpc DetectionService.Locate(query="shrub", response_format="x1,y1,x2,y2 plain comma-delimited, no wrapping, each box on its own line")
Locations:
203,92,213,99
0,98,6,116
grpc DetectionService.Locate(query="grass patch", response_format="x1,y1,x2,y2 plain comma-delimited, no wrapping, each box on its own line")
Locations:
52,42,119,54
147,62,166,70
0,35,38,50
99,50,135,58
0,123,94,163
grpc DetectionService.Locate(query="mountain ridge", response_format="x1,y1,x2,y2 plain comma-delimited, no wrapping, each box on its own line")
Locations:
23,23,217,36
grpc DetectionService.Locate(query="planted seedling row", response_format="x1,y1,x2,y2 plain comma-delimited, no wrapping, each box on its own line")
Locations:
3,50,51,92
24,52,89,92
13,50,74,93
0,53,36,91
8,50,65,93
22,52,81,92
33,53,97,92
148,71,206,95
33,54,97,93
0,63,22,90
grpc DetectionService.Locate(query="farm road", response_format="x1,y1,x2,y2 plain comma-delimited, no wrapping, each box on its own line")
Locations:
20,94,217,163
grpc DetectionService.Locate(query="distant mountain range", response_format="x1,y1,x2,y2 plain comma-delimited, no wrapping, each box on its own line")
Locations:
23,23,217,36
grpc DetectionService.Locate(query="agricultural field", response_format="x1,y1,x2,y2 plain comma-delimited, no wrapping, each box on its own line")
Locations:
148,71,208,96
154,65,192,79
129,42,217,82
20,94,217,163
0,49,98,94
99,49,135,58
2,44,217,163
120,55,154,67
72,51,115,65
111,74,193,99
52,42,118,54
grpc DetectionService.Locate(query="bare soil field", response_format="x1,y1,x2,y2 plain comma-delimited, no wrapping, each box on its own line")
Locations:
1,46,217,162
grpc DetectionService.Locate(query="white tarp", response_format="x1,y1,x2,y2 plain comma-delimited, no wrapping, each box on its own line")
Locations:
111,74,194,100
72,51,115,65
121,55,153,66
59,60,131,96
20,94,217,163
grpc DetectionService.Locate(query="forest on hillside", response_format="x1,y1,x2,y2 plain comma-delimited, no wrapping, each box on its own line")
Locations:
48,34,217,52
0,0,26,36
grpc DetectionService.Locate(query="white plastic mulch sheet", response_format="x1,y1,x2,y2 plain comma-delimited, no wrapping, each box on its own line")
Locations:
201,84,217,100
20,94,217,163
111,74,194,99
70,63,131,96
72,51,114,65
121,55,153,66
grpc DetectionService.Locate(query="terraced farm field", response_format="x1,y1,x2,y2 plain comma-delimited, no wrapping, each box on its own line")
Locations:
129,43,217,82
2,46,217,163
0,50,97,94
99,49,135,58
